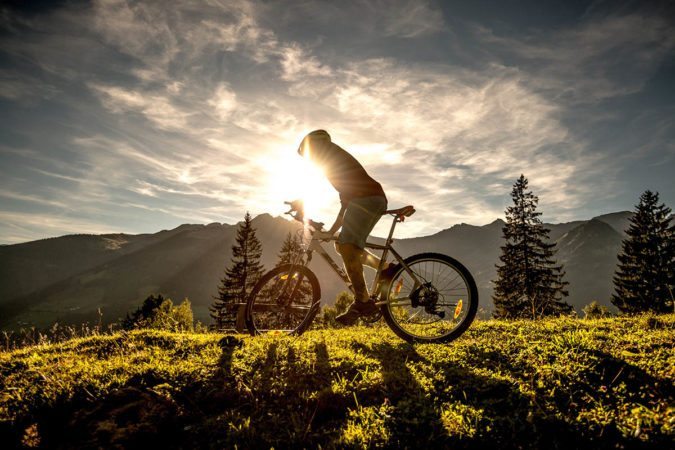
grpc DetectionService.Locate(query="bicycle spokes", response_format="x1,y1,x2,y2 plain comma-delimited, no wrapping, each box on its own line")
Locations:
384,255,476,341
247,265,320,335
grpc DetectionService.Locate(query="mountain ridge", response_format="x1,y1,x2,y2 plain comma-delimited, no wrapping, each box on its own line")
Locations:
0,211,633,330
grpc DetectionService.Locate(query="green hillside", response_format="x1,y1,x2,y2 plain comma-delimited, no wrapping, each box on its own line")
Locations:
1,315,673,448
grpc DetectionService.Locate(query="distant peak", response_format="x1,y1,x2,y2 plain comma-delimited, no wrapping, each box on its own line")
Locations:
252,213,288,225
253,213,274,221
592,211,632,221
591,211,633,235
585,218,615,228
174,224,200,231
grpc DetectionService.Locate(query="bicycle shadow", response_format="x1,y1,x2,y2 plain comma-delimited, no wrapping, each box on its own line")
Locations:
348,340,603,449
202,334,668,449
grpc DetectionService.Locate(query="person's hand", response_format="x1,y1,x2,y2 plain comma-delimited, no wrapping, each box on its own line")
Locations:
313,231,334,241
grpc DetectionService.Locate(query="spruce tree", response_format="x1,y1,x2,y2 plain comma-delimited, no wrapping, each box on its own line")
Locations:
276,232,304,266
492,175,572,319
210,212,264,329
612,191,674,313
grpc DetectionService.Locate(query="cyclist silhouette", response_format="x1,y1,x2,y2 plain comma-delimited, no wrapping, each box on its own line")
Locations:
297,130,387,325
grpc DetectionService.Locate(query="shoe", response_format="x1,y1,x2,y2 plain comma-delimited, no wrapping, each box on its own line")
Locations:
335,300,379,326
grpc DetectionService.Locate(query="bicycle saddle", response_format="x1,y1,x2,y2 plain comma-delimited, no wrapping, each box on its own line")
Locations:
385,205,416,219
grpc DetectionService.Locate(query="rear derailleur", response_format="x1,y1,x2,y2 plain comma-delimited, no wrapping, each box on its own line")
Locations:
410,283,445,318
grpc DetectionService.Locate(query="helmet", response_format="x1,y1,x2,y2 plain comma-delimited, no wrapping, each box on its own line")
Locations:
298,129,331,156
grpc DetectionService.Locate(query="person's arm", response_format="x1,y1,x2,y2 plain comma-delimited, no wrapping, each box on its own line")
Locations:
313,204,345,241
327,203,347,235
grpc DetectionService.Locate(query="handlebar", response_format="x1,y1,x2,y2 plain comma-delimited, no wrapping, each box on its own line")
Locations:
284,200,324,231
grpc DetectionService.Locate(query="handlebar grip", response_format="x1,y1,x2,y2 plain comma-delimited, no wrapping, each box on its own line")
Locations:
308,219,324,230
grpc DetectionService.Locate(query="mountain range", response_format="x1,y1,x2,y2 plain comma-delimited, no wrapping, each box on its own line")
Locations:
0,211,632,330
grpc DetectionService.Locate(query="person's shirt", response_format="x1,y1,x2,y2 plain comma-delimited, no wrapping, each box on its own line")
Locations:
314,143,386,206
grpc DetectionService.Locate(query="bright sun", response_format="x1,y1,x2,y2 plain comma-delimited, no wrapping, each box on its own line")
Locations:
263,150,336,221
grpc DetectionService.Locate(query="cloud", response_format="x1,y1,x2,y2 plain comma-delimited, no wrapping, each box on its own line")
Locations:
0,0,673,243
88,84,190,130
377,0,445,38
92,0,179,68
0,211,119,244
280,44,332,81
274,55,601,230
474,13,675,103
208,84,238,119
260,0,444,40
0,191,68,209
0,0,595,237
0,71,60,103
90,0,283,70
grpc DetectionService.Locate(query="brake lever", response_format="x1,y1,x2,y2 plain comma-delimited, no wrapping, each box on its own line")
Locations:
284,199,305,222
308,219,325,231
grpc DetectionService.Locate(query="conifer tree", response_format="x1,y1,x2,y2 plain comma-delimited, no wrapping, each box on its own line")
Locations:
612,191,674,313
492,175,572,319
276,232,304,266
210,212,264,329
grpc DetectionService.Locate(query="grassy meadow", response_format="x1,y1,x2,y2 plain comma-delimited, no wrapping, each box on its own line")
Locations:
1,315,673,448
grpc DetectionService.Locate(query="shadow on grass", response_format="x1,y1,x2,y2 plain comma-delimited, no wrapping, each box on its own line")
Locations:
3,333,671,449
347,341,662,449
3,335,244,449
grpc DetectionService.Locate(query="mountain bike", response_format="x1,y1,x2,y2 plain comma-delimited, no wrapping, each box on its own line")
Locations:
245,200,478,343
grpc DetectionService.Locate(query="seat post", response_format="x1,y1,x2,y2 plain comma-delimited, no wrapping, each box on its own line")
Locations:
372,216,398,293
385,216,398,247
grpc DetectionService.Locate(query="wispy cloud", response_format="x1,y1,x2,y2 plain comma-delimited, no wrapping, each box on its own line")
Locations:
0,0,673,243
88,84,191,130
280,44,333,81
0,211,120,244
274,55,602,230
0,191,68,209
208,84,238,119
474,13,675,103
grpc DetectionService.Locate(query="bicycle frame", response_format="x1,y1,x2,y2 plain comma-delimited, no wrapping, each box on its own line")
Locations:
298,214,422,305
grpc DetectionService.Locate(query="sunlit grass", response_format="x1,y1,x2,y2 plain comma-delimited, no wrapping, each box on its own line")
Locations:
1,315,673,448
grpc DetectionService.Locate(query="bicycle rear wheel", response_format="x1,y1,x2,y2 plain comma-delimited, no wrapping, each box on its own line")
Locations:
381,252,478,343
245,264,321,336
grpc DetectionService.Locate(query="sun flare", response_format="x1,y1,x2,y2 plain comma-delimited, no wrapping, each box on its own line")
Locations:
263,150,337,222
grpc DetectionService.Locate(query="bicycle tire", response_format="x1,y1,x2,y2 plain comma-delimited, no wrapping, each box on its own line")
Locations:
381,252,478,343
245,264,321,336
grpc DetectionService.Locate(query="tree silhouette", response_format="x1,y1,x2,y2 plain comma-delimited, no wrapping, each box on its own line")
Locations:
612,190,674,313
493,175,571,319
210,212,264,329
122,294,194,331
122,294,166,330
582,301,611,319
276,231,304,266
320,291,353,328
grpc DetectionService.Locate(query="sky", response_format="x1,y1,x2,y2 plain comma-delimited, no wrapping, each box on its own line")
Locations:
1,0,674,244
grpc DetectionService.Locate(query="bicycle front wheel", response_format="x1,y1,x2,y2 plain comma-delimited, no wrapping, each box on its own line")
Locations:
245,264,321,336
381,252,478,343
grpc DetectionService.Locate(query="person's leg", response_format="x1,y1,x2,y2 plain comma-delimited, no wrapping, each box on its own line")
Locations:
361,249,381,269
335,241,381,270
334,196,387,325
336,242,369,302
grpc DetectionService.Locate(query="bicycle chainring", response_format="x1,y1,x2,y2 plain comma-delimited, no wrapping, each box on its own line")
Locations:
360,311,382,323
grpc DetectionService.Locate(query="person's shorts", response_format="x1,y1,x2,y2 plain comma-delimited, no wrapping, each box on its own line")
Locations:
338,196,387,250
